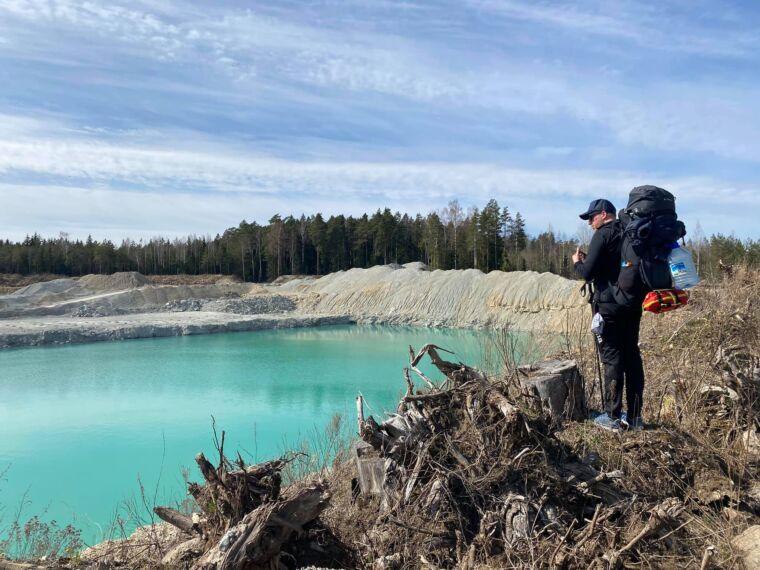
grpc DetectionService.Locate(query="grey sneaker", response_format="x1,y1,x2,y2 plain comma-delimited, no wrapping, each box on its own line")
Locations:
621,412,644,431
593,413,621,432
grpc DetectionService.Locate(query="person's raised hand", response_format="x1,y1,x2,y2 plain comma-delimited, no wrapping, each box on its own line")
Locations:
572,246,586,264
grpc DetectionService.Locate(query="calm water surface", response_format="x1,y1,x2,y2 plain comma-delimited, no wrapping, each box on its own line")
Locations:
0,325,499,543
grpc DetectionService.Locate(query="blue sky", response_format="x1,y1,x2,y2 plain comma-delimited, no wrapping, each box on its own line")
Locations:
0,0,758,241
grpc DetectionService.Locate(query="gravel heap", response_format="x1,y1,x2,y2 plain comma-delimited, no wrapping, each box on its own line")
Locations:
78,271,150,291
163,298,206,312
163,295,296,315
70,304,117,318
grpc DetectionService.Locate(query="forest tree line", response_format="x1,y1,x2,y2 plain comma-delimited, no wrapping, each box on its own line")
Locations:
1,199,758,282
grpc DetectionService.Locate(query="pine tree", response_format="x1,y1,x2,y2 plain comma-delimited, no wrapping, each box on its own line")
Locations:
500,207,513,271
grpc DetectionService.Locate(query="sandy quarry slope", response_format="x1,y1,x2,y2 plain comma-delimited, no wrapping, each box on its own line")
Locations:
279,262,587,331
0,265,589,348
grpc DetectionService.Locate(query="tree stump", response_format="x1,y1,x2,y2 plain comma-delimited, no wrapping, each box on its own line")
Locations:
518,359,586,421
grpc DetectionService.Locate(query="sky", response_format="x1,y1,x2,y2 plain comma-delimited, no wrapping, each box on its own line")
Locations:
0,0,758,242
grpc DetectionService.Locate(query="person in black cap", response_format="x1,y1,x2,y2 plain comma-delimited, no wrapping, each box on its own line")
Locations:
572,198,645,431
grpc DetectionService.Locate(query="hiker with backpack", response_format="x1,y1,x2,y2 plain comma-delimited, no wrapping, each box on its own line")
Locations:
573,186,691,432
572,198,645,431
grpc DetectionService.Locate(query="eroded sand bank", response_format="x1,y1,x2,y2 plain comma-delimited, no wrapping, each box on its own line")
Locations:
0,263,588,348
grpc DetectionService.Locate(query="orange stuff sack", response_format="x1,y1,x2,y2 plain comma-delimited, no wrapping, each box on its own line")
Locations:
642,288,689,313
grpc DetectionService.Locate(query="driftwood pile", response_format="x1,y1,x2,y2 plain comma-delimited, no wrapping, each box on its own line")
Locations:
153,448,341,569
350,345,757,569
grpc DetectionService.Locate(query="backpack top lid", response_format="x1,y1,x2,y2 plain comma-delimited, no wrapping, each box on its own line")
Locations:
625,185,676,216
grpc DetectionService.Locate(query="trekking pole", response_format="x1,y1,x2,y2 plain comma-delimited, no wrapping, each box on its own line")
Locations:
582,282,605,411
592,328,605,411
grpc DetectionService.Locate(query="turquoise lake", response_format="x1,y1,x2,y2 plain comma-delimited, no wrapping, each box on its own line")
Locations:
0,325,507,545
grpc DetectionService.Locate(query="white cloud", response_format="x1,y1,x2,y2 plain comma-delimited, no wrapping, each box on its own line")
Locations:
0,132,756,241
466,0,759,57
0,0,427,84
597,84,760,162
468,0,643,41
1,114,758,218
1,1,182,55
0,132,685,200
2,175,754,243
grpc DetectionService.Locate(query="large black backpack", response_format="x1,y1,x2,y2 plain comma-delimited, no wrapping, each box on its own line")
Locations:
612,186,686,307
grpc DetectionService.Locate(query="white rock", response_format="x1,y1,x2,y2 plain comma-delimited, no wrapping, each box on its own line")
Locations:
732,525,760,569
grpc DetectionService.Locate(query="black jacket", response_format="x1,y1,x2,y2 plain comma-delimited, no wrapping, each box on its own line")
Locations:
574,220,622,309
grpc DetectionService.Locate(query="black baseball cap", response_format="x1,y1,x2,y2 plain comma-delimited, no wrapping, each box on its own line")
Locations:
579,199,616,220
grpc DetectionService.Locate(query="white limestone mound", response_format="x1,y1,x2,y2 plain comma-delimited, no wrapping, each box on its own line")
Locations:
283,263,587,331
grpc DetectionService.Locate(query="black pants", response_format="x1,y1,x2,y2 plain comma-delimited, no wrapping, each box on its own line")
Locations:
597,307,645,420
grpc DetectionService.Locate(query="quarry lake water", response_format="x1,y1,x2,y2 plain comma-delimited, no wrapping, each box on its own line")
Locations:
0,324,522,544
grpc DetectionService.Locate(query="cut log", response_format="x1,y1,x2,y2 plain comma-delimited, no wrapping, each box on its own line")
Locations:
485,389,521,422
518,359,586,421
154,506,196,534
241,458,285,479
196,452,222,486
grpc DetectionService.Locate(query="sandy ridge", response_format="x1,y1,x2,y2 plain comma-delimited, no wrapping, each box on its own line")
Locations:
0,264,588,349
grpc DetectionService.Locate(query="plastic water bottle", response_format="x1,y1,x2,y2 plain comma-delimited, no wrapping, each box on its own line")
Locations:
668,243,700,289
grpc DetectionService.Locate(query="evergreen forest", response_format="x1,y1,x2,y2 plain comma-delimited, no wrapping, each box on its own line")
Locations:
1,199,757,281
